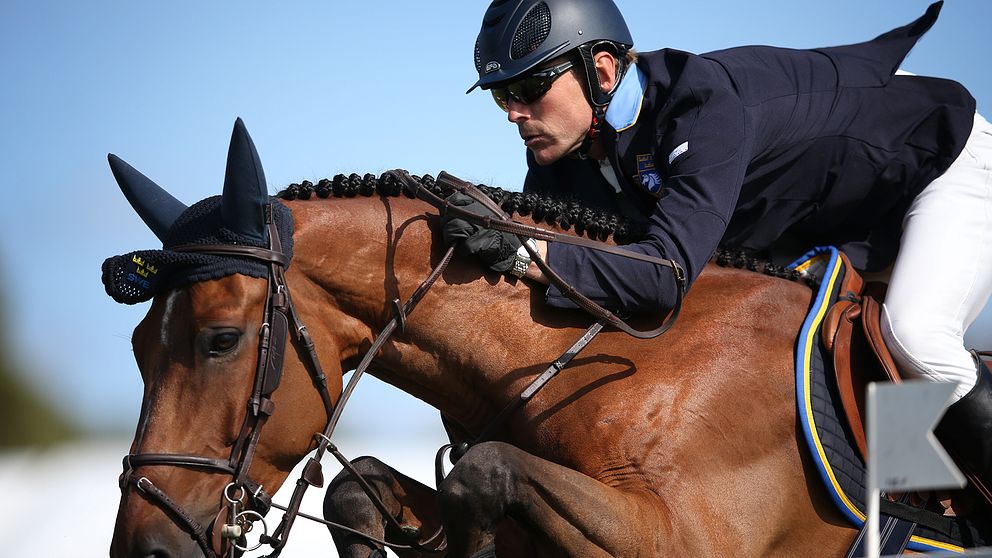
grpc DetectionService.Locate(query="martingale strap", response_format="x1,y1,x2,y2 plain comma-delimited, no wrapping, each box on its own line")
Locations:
262,245,458,556
391,170,687,339
260,218,610,554
309,252,610,554
443,319,607,464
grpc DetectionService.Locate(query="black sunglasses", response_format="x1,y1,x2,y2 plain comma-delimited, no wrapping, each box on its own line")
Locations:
490,61,575,111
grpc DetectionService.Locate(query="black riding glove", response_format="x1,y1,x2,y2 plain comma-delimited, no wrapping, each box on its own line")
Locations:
440,192,521,273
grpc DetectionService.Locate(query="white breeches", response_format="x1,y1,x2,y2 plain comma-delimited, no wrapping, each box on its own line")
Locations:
882,112,992,401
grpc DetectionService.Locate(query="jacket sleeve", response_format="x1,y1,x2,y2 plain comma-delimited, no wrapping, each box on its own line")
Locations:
545,86,749,315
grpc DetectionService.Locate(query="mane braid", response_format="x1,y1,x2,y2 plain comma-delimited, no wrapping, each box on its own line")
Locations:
276,173,812,286
276,172,648,244
714,248,813,286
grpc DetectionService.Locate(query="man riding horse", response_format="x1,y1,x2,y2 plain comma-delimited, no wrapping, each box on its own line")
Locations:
103,2,992,556
447,0,992,492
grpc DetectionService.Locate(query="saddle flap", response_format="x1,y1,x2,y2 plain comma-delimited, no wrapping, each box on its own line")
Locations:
821,251,863,353
820,251,899,462
860,289,902,383
830,300,873,460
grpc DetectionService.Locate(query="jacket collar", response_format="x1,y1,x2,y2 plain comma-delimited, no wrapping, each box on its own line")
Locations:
604,63,647,132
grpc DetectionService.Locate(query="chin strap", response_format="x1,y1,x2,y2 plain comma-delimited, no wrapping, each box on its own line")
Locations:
573,106,606,160
572,42,629,159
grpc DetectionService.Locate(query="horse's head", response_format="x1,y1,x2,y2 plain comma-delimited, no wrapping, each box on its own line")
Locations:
106,120,342,557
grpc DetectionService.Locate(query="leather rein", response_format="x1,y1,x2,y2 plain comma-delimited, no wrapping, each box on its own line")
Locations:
117,170,687,556
409,170,687,339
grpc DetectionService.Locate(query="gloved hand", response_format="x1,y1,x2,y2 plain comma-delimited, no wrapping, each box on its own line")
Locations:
441,192,521,273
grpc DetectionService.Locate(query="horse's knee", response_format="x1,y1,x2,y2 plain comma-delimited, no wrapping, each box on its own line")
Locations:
439,441,518,513
331,455,390,484
324,456,391,522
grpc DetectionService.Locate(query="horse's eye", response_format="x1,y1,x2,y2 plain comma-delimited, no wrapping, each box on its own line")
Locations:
208,331,241,356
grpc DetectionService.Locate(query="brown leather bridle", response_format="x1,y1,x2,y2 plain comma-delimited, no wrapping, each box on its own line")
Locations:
119,209,337,557
119,198,457,557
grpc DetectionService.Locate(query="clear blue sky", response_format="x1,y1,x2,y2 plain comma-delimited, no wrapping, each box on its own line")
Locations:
1,1,990,436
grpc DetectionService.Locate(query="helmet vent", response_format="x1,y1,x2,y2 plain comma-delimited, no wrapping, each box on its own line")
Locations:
482,0,513,27
474,38,482,73
510,1,551,60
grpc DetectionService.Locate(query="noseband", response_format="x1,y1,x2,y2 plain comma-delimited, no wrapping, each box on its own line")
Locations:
119,206,335,557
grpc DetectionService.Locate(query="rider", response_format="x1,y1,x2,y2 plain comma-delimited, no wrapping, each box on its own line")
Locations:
444,0,992,491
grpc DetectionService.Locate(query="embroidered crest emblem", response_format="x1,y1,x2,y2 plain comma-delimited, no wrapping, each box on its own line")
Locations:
635,153,662,193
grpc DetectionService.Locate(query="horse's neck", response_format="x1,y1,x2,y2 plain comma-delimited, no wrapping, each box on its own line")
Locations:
289,196,815,441
291,196,562,431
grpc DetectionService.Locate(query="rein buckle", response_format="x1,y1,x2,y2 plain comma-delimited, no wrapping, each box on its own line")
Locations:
392,299,407,333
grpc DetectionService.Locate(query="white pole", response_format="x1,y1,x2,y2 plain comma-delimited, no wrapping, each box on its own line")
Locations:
865,380,967,558
867,383,880,558
866,486,880,558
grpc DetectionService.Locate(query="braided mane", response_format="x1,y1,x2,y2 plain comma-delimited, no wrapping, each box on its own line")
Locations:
713,249,809,284
277,172,809,284
277,172,647,244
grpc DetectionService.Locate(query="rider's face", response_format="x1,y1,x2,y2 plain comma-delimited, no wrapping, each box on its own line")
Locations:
504,66,592,166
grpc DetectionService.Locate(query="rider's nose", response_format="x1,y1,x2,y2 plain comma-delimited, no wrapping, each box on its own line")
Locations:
507,100,529,123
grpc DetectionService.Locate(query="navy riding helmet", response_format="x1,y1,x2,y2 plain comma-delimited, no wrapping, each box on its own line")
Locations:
468,0,633,109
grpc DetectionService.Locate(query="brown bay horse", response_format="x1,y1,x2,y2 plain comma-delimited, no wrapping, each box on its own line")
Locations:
107,120,855,557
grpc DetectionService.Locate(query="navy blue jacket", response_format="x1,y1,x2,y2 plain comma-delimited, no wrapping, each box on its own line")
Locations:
524,1,975,314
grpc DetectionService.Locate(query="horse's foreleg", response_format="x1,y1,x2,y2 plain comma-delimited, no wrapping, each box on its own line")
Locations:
323,456,444,558
438,441,661,558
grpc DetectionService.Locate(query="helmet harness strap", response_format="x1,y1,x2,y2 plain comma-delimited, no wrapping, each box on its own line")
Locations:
574,41,629,158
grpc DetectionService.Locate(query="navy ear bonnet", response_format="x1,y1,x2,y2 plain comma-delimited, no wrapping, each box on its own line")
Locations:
102,118,294,305
101,197,294,304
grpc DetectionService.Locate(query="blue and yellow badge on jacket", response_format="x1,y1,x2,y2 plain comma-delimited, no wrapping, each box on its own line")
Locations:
635,153,662,193
605,65,663,194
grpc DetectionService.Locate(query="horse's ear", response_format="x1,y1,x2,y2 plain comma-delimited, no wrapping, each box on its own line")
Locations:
108,153,188,243
221,118,268,243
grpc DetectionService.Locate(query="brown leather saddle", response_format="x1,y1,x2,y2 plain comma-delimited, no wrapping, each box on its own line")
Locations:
820,252,992,510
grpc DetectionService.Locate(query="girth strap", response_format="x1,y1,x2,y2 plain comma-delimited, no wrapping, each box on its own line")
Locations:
469,319,606,451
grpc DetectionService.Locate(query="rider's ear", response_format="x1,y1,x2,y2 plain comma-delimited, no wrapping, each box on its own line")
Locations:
220,118,269,244
593,51,619,95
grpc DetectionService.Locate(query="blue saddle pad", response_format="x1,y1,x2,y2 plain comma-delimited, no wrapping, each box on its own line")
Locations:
791,246,990,553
